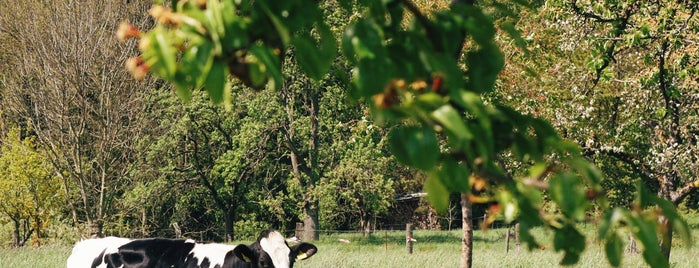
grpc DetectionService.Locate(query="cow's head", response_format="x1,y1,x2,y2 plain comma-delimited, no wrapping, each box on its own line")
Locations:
247,230,317,268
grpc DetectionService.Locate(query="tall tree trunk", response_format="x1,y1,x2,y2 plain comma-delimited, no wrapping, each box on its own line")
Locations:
225,208,235,242
460,193,473,268
302,201,319,241
306,90,320,241
284,85,322,241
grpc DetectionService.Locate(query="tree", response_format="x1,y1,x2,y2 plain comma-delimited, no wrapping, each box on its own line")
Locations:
0,0,157,237
0,128,62,247
128,88,278,241
277,70,325,241
118,0,690,267
318,118,395,234
496,1,699,265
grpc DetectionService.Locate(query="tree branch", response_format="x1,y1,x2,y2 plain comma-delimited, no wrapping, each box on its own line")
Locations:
583,146,655,181
670,180,699,204
570,1,637,87
569,0,617,23
657,39,683,144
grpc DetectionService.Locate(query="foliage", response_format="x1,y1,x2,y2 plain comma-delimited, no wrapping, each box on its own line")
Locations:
118,0,693,266
318,118,395,230
0,0,157,237
0,128,62,246
496,0,699,265
125,89,280,240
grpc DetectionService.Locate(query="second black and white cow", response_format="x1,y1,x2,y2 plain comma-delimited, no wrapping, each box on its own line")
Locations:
67,230,317,268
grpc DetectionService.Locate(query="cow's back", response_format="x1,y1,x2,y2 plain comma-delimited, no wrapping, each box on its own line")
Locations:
66,236,131,268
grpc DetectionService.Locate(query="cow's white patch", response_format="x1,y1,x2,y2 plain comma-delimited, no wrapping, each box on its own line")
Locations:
259,231,291,268
66,236,131,268
190,242,237,266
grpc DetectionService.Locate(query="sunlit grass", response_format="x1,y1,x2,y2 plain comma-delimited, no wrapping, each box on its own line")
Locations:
3,215,699,268
0,244,72,267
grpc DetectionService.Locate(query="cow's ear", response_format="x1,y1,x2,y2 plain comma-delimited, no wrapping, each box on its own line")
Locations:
231,245,256,263
291,243,317,261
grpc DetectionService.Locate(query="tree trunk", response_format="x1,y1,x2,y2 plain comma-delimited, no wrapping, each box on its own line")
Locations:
460,193,473,268
627,233,638,253
34,215,42,247
225,208,235,242
88,219,103,238
505,226,511,253
58,171,80,229
303,201,319,241
515,222,520,251
12,218,20,247
659,215,672,261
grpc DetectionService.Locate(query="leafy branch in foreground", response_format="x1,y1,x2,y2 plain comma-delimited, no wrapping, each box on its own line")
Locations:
117,0,690,267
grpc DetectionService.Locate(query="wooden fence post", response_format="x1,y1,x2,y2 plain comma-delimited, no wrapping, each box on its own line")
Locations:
406,223,413,254
172,223,181,239
505,225,511,253
295,222,304,241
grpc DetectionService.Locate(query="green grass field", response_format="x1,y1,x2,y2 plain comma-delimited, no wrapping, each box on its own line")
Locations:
3,216,699,267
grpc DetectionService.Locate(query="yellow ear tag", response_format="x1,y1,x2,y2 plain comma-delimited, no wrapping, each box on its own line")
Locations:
242,255,252,263
296,253,308,260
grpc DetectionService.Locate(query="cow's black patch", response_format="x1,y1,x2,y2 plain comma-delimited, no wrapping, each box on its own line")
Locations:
117,238,196,267
91,248,107,268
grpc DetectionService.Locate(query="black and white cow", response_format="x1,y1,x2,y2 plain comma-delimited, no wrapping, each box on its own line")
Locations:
66,230,317,268
66,236,132,268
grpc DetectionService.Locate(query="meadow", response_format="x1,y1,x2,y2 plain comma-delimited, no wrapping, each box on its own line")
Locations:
2,216,698,268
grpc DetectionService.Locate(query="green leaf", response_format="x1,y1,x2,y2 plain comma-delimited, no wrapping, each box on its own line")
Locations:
654,194,693,247
172,77,192,102
415,92,446,110
496,190,518,222
257,1,291,45
389,126,440,170
343,20,384,61
628,215,668,268
453,91,493,160
424,173,450,212
517,221,541,250
549,173,586,221
454,5,495,46
204,59,227,104
353,58,392,97
553,224,585,265
431,105,473,145
499,21,529,54
435,157,471,193
150,29,177,79
180,41,214,87
465,44,504,93
418,51,464,91
605,232,624,267
293,23,337,80
248,45,283,89
598,208,626,240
